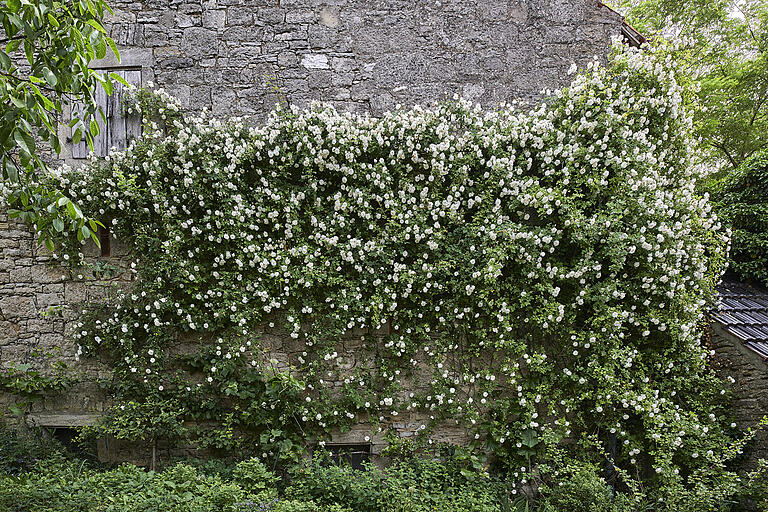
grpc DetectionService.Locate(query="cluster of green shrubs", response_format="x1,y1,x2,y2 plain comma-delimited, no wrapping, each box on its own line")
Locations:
1,457,500,512
712,147,768,287
0,427,658,512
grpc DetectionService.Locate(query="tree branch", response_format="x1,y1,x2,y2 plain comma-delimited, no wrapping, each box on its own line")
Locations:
710,140,739,170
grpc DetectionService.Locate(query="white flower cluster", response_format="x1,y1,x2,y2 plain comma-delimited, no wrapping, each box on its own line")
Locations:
52,42,735,482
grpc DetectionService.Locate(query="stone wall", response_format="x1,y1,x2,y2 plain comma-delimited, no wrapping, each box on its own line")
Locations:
88,0,623,127
1,0,627,462
710,323,768,468
0,206,470,462
0,212,131,424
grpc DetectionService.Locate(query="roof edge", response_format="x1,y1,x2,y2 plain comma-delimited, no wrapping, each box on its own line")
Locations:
597,1,647,48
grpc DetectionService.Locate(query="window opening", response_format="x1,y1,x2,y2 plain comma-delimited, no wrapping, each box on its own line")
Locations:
98,225,111,257
322,443,371,470
72,68,142,158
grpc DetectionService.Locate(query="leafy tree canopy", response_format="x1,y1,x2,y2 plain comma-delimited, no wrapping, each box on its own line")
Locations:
0,0,123,250
611,0,768,175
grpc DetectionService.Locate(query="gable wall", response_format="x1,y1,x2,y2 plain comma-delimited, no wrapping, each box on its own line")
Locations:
96,0,622,120
1,0,624,463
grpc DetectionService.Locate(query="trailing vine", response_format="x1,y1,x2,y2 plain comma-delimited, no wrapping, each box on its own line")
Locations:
40,42,752,508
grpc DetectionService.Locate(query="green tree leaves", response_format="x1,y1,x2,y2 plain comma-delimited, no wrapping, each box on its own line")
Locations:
612,0,768,174
713,148,768,285
0,0,120,250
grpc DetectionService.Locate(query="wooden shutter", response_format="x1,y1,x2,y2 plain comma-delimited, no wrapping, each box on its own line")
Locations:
72,69,142,158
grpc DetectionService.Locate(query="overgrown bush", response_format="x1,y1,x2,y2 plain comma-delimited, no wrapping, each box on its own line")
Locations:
0,453,506,512
713,147,768,287
28,40,753,509
538,461,635,512
0,424,67,475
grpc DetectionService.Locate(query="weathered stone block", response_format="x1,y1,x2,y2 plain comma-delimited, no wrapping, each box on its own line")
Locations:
0,296,36,319
203,9,226,30
301,53,329,70
182,27,218,57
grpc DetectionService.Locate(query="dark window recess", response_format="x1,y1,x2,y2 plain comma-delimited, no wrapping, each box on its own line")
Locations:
325,444,371,470
72,68,142,158
98,225,111,257
44,427,96,458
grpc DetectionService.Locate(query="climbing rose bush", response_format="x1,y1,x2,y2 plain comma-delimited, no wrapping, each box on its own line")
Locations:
45,42,748,509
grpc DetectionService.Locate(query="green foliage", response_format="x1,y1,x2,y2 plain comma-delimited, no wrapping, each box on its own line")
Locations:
36,43,748,508
612,0,768,172
0,0,122,250
538,460,636,512
0,460,253,512
0,454,508,512
712,148,768,286
737,459,768,510
233,457,280,495
79,398,188,451
0,424,66,475
277,455,506,512
0,361,75,416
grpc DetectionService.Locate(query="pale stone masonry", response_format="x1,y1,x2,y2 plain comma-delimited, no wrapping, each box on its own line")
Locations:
1,0,631,462
97,0,624,120
711,323,768,469
710,280,768,469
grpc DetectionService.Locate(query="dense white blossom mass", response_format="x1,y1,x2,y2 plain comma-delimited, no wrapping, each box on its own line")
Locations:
46,42,743,506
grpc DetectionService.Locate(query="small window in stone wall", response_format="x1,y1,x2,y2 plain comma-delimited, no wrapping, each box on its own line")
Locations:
322,444,371,470
43,427,97,459
71,69,142,158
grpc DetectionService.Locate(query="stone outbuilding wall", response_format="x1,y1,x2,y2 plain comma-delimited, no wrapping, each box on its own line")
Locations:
96,0,623,118
711,322,768,469
1,0,629,463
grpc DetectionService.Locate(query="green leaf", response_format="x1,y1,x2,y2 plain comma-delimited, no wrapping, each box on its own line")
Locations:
10,95,26,109
6,0,21,13
86,19,106,34
521,429,538,448
6,39,20,53
107,37,120,61
66,200,78,219
95,37,107,60
23,40,33,65
85,0,97,17
101,75,113,96
109,72,130,88
52,218,64,232
41,66,58,86
8,403,26,417
13,129,35,158
4,158,19,183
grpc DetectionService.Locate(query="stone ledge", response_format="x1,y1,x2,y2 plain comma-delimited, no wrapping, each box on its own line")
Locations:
26,413,99,428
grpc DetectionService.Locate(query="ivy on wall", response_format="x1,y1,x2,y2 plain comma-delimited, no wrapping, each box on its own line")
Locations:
39,42,751,507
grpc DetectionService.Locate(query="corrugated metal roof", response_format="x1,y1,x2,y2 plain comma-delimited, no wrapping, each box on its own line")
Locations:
713,280,768,357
